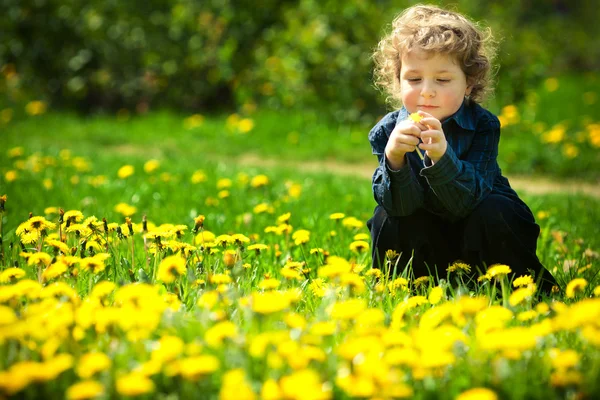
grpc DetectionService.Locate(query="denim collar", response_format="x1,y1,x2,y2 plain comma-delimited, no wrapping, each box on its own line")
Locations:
398,98,475,131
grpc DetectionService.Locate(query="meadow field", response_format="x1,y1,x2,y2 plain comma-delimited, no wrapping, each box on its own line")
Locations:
1,78,600,399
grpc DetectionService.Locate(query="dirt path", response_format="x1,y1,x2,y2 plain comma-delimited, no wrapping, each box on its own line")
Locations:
237,154,600,198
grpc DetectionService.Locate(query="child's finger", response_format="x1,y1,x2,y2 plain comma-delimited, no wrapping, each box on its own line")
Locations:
420,130,443,142
419,117,442,130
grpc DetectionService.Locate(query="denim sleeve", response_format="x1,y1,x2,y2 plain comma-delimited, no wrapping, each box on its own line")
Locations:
419,117,500,218
369,125,424,216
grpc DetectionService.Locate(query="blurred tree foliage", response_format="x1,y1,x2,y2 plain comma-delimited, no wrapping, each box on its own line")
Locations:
1,0,598,119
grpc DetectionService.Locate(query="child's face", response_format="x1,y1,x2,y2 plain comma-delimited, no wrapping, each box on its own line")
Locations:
400,49,471,121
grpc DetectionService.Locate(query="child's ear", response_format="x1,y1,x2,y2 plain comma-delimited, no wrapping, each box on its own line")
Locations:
465,85,473,96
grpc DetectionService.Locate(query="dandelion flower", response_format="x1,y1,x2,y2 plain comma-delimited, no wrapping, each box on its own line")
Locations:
79,254,110,274
456,387,498,400
76,352,112,379
566,278,587,298
0,267,26,283
157,255,187,283
252,291,291,314
143,159,160,173
178,355,220,380
447,261,472,274
329,212,345,220
428,286,444,305
409,112,423,123
349,240,369,253
66,380,104,400
486,264,512,278
117,165,135,179
250,174,269,188
513,275,534,288
509,286,535,307
116,373,154,396
292,229,310,245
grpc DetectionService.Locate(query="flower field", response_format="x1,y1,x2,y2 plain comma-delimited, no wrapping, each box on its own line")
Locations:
1,143,600,400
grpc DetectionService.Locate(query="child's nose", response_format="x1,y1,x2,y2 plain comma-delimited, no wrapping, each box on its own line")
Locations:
421,81,436,98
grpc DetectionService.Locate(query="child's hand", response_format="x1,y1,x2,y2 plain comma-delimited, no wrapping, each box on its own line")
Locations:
384,118,423,170
415,111,447,163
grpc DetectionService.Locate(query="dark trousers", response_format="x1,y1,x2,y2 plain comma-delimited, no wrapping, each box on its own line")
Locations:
367,194,556,292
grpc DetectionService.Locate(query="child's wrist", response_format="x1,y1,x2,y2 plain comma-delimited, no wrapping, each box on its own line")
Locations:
385,153,406,171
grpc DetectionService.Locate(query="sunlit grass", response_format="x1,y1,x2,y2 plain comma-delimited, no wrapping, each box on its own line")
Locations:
1,144,599,399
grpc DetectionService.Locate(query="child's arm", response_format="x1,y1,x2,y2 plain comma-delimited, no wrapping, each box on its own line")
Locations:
369,116,424,216
420,116,500,218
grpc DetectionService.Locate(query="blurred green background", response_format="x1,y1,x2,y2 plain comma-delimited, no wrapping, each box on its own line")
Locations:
1,0,599,179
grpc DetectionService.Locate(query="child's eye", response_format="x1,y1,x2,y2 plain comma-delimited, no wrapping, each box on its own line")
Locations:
407,78,421,82
437,79,451,83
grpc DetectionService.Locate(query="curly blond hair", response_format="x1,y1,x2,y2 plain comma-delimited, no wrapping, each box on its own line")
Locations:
373,4,497,108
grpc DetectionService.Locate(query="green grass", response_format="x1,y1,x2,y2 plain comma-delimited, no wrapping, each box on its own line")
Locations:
3,79,599,182
1,74,600,399
1,121,600,399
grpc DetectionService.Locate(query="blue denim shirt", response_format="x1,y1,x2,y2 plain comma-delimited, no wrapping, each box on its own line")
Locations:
369,99,523,222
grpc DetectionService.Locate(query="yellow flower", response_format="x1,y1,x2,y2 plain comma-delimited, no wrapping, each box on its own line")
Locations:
509,286,535,306
42,260,69,282
191,170,207,183
542,124,566,144
447,261,472,274
562,143,579,159
349,240,369,253
117,165,135,179
27,252,52,267
66,380,104,400
5,170,18,182
279,369,332,400
143,159,160,173
177,355,220,380
76,352,112,379
292,229,310,245
194,230,216,245
0,267,26,283
566,278,588,298
328,299,366,320
549,348,580,370
550,370,583,387
486,264,512,279
18,216,57,235
428,286,444,305
217,178,232,189
409,112,423,123
237,118,254,133
261,378,282,400
456,387,498,400
513,275,534,288
248,243,269,254
253,202,273,214
25,100,47,115
329,212,345,220
114,202,137,217
116,372,154,396
209,273,231,285
252,291,291,314
250,174,269,188
342,216,364,229
79,253,111,274
259,278,281,290
157,255,187,283
183,114,204,129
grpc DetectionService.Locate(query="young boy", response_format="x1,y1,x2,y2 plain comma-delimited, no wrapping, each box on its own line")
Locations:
367,5,556,292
